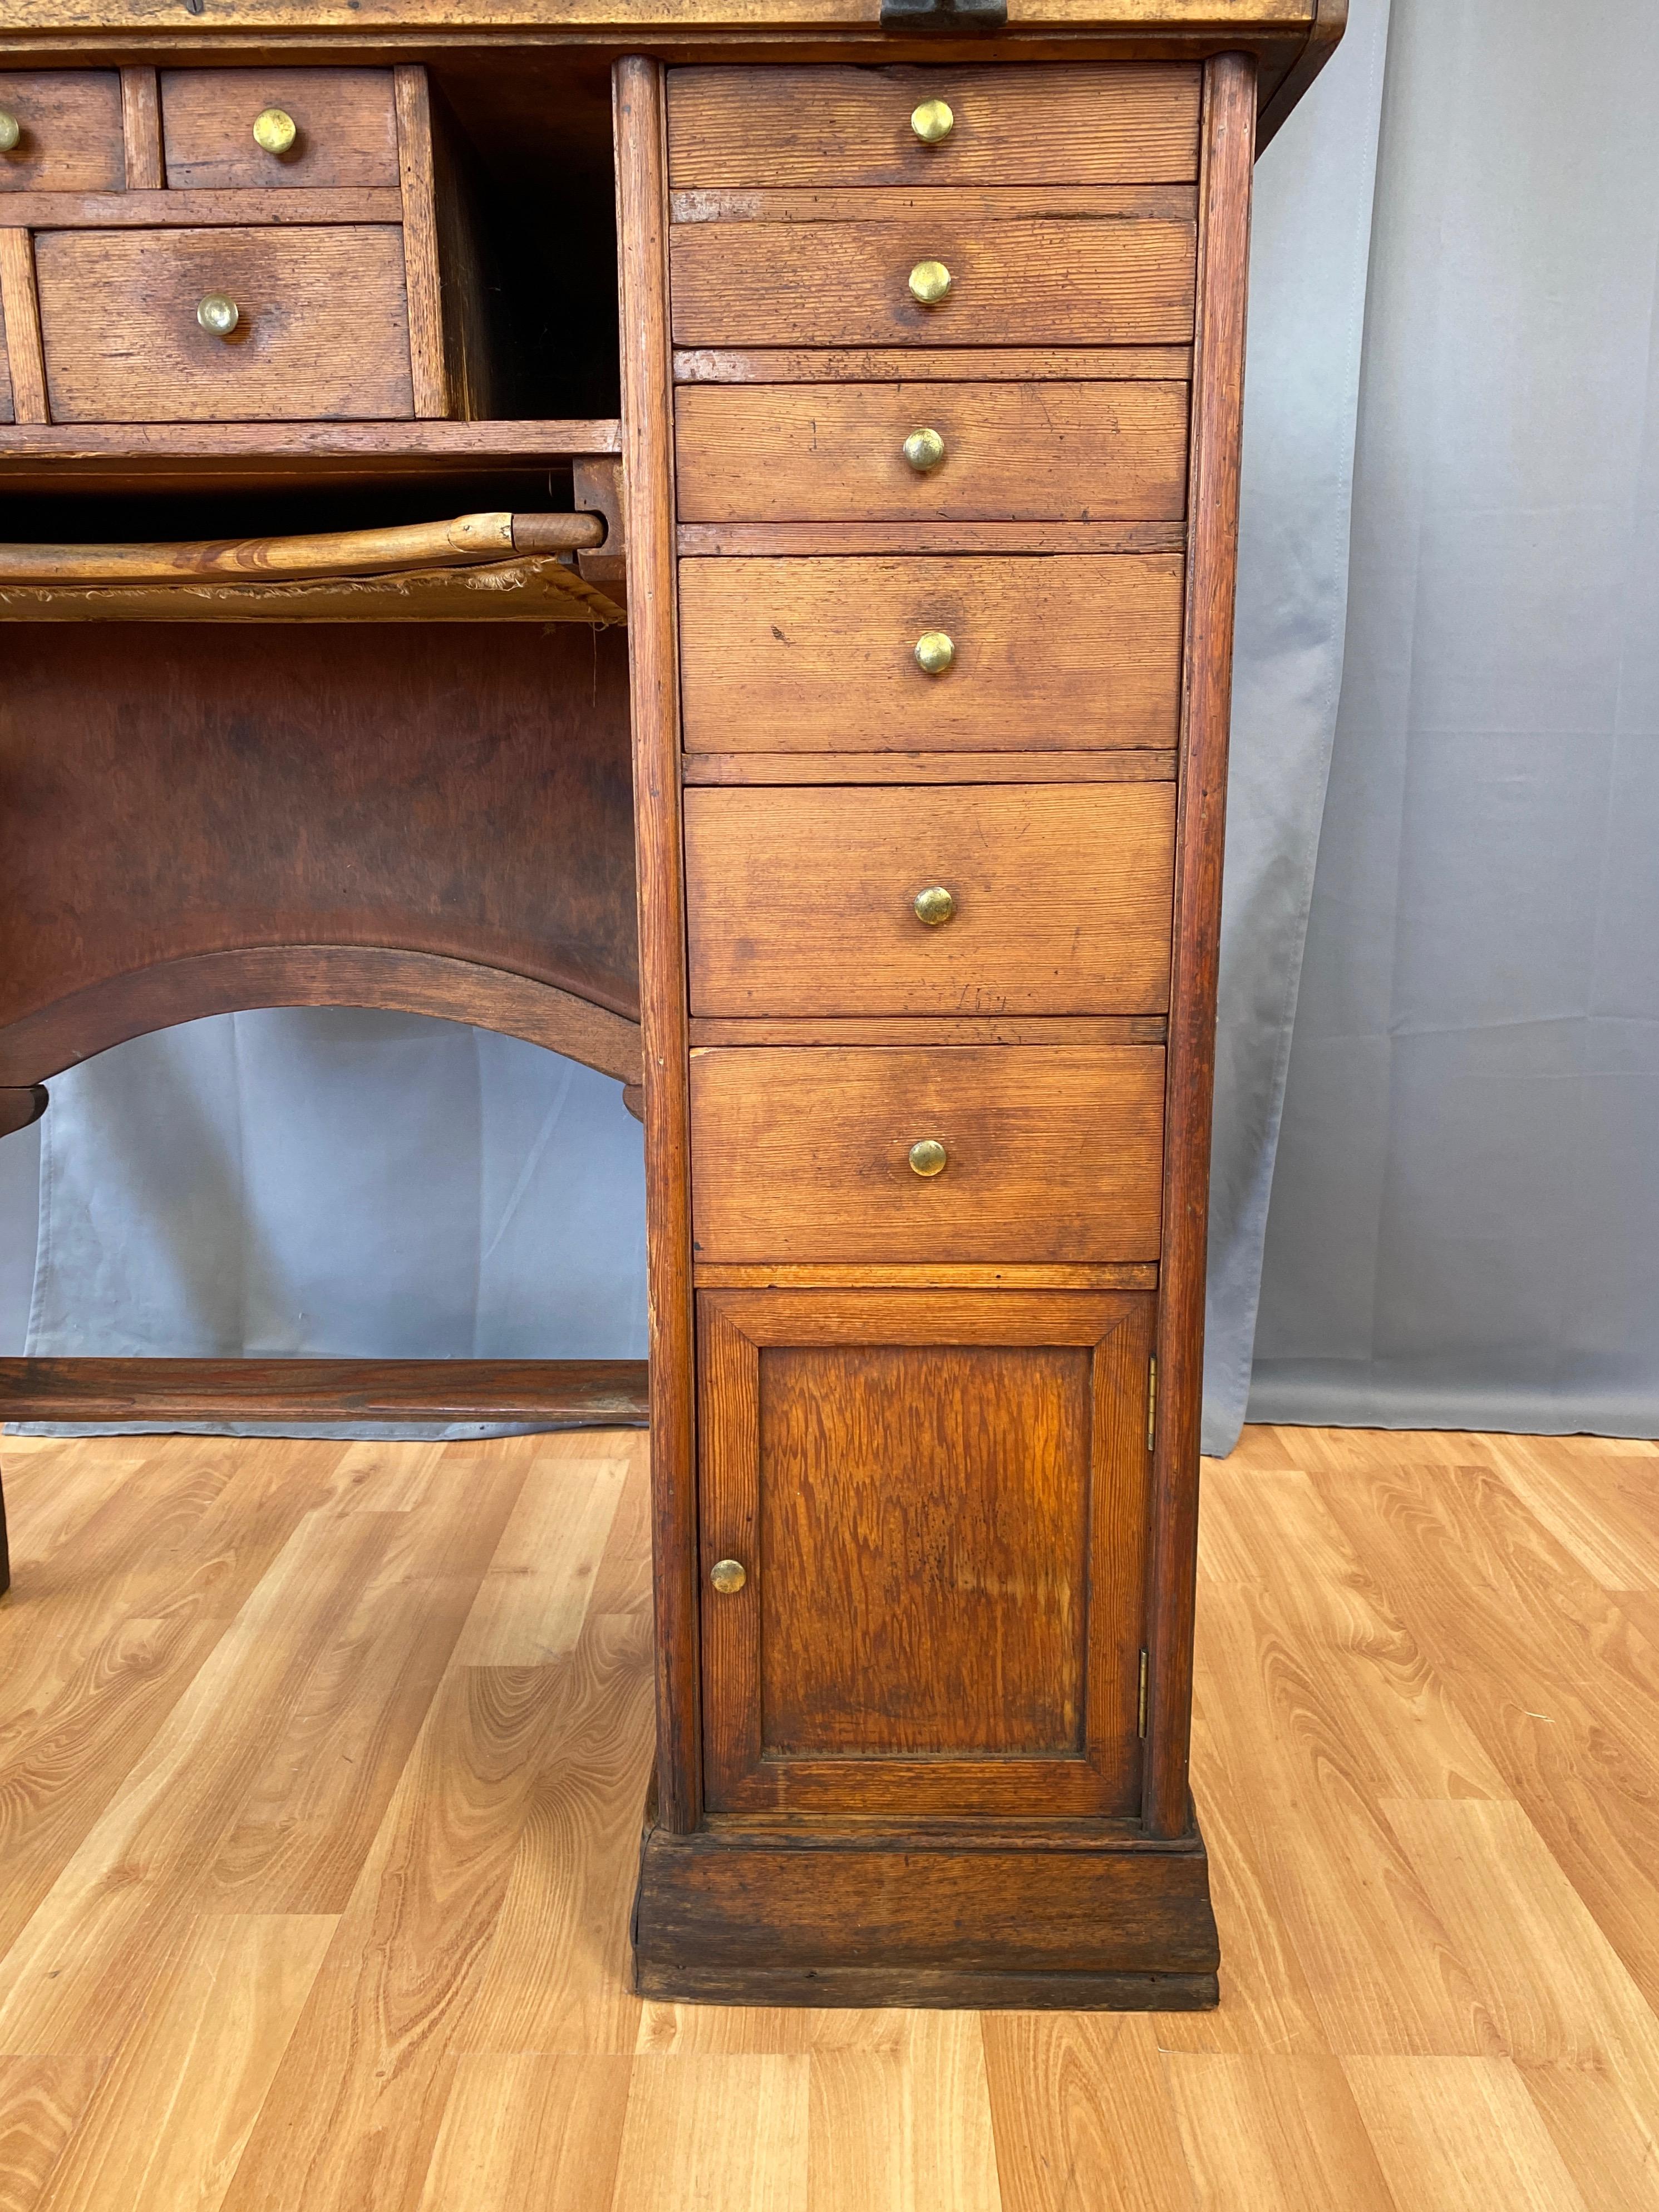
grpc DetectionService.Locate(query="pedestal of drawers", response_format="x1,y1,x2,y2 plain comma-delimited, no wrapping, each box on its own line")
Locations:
624,54,1253,2006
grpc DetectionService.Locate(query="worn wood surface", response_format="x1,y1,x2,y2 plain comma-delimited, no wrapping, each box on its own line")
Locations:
159,66,397,190
0,510,599,583
670,204,1194,351
693,1261,1159,1288
0,553,625,622
697,1288,1151,1817
117,65,160,189
682,747,1176,783
679,553,1183,751
0,1420,1653,2186
685,783,1174,1013
0,227,46,422
688,1044,1165,1263
616,54,701,1840
677,518,1186,554
0,1359,649,1426
0,185,402,227
673,342,1193,382
676,381,1188,522
688,1016,1165,1044
35,223,413,422
394,62,447,417
0,70,121,191
666,63,1201,187
1145,50,1254,1842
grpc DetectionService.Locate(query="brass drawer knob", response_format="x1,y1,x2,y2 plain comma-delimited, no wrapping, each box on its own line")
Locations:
914,630,954,676
909,1138,948,1177
913,885,956,926
0,111,19,155
710,1558,747,1595
903,426,946,473
196,293,241,338
908,259,953,307
910,97,954,145
253,106,298,156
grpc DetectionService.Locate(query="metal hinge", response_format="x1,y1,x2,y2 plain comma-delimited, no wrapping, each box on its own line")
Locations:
1138,1651,1149,1739
1146,1354,1158,1455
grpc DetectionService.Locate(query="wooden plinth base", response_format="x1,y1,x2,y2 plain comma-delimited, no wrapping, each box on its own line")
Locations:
633,1816,1220,2011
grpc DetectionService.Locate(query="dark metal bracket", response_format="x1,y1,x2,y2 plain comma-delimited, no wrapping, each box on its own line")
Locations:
880,0,1008,31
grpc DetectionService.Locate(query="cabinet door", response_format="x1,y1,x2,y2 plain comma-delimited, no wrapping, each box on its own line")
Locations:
698,1288,1153,1818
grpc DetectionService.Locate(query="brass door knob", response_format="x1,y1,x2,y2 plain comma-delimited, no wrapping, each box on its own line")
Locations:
197,294,241,338
253,106,298,155
0,111,19,154
909,1139,948,1177
908,259,953,307
710,1558,747,1594
914,631,954,676
903,426,946,473
910,98,954,144
913,886,956,927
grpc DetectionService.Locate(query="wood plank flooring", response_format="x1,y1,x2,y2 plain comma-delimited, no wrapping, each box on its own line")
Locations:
0,1421,1653,2208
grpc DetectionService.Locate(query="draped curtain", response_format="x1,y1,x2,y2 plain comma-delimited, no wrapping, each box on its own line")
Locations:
6,0,1655,1451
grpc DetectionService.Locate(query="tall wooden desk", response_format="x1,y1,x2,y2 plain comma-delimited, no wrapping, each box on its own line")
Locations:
0,4,1344,2010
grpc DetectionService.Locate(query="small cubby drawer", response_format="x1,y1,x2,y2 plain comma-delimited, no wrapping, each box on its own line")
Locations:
685,784,1175,1017
34,225,414,422
678,553,1184,752
666,63,1202,189
0,71,124,194
689,1043,1165,1265
159,68,400,191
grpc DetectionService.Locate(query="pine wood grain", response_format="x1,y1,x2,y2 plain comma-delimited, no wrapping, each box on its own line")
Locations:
0,71,122,192
0,1421,1652,2206
159,67,397,191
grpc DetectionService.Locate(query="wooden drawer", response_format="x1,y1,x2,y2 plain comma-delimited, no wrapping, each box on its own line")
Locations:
669,190,1195,350
678,553,1183,752
676,382,1188,524
34,225,413,422
685,784,1174,1016
0,307,12,423
667,64,1201,188
690,1045,1164,1263
0,71,124,194
160,68,399,190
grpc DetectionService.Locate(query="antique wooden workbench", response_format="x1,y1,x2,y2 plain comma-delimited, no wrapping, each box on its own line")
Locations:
0,0,1345,2007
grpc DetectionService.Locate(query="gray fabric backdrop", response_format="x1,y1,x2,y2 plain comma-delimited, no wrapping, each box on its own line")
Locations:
3,0,1654,1450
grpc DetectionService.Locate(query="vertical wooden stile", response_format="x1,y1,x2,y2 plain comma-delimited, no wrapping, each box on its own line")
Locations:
119,65,164,190
614,55,702,1836
394,63,449,418
1143,50,1255,1841
0,231,49,424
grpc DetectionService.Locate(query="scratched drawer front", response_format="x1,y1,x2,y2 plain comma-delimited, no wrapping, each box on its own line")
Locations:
159,68,398,190
35,225,413,422
675,382,1188,525
686,783,1175,1017
668,194,1196,349
678,553,1184,752
690,1044,1165,1265
0,71,124,193
666,63,1202,188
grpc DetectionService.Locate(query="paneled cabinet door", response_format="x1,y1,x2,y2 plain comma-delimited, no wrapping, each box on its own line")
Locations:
698,1288,1154,1819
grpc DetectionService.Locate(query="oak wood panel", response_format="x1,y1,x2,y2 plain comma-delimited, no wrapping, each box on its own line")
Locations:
0,2,1320,34
0,1358,650,1426
614,53,702,1840
678,553,1184,752
119,64,162,190
35,224,413,423
0,311,10,423
685,783,1175,1014
0,554,625,624
697,1287,1151,1814
672,181,1194,223
673,343,1192,382
695,1263,1158,1288
683,748,1176,784
1145,52,1255,1842
395,61,447,417
0,228,46,422
0,186,403,228
677,520,1187,555
676,382,1189,524
0,417,621,489
690,1017,1166,1044
688,1045,1165,1264
0,623,639,1042
666,63,1202,188
0,71,122,193
159,66,397,190
669,205,1195,349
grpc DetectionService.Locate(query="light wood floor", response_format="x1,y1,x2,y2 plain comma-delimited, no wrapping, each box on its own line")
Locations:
0,1422,1655,2209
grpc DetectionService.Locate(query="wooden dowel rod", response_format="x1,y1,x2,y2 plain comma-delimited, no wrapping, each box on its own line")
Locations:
0,511,604,586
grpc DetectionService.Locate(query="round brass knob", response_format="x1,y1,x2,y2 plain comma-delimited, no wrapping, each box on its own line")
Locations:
196,293,241,338
902,426,946,474
914,630,955,677
909,1139,948,1178
908,259,953,307
913,886,956,927
910,97,954,145
253,106,298,156
0,110,20,155
710,1558,747,1595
